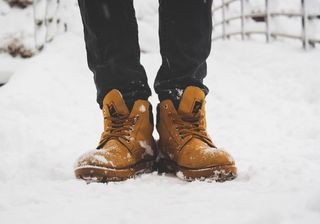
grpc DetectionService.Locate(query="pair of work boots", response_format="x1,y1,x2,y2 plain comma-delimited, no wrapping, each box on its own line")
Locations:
74,86,237,182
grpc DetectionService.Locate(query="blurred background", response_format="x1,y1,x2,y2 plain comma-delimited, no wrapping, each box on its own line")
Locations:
1,0,320,85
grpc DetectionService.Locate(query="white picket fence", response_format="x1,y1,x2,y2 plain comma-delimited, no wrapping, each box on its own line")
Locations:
33,0,65,51
212,0,320,49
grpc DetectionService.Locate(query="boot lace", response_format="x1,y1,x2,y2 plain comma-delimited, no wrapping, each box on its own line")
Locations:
170,113,214,146
98,114,138,148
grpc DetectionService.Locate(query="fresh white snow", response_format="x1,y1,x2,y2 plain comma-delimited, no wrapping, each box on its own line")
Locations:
139,104,146,113
139,140,154,157
1,1,320,224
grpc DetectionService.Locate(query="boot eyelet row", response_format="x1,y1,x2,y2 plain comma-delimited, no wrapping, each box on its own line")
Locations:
134,115,140,124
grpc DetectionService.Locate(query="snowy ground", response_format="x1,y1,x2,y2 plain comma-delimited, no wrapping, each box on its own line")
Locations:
1,33,320,223
1,1,320,224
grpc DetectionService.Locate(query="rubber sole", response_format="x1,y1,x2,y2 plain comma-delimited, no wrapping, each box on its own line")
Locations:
74,160,155,183
157,159,237,182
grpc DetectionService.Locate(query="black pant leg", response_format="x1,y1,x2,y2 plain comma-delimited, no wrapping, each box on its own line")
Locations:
78,0,151,109
155,0,212,106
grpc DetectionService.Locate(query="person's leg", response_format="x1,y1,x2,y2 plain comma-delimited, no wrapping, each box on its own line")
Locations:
75,0,156,182
156,0,237,181
78,0,151,109
155,0,212,108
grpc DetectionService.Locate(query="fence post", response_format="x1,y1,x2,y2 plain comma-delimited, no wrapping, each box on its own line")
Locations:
265,0,271,43
222,0,226,39
212,0,215,32
33,1,38,50
33,0,47,51
45,0,53,43
225,1,230,39
301,0,309,49
245,0,250,39
241,0,245,40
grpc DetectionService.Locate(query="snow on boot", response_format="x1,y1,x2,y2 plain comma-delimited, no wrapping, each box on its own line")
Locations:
157,86,237,181
74,89,156,182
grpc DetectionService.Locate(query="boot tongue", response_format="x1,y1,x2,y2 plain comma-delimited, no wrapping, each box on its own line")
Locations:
178,86,205,115
103,89,129,117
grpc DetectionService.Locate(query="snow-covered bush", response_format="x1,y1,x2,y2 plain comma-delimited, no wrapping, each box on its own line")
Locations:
5,36,34,57
5,0,32,8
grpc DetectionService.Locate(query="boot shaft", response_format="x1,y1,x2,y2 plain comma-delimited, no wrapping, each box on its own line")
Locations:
99,89,155,155
157,86,213,150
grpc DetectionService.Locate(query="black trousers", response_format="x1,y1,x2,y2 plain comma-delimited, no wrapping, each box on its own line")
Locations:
78,0,212,109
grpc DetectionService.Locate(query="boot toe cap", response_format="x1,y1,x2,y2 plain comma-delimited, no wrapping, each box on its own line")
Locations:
74,142,135,169
178,139,235,169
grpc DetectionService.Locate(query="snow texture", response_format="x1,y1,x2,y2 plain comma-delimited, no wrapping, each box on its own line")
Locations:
139,140,154,157
1,0,320,224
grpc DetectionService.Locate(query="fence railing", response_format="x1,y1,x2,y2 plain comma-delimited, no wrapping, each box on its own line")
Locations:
212,0,320,49
33,0,65,51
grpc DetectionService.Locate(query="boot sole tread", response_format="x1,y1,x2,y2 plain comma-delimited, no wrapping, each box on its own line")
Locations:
158,158,237,182
74,160,155,183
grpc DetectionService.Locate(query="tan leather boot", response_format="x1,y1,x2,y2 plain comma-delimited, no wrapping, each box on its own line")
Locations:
74,89,156,182
157,86,237,181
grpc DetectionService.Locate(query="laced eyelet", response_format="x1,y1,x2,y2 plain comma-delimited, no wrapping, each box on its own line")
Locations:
134,115,139,124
